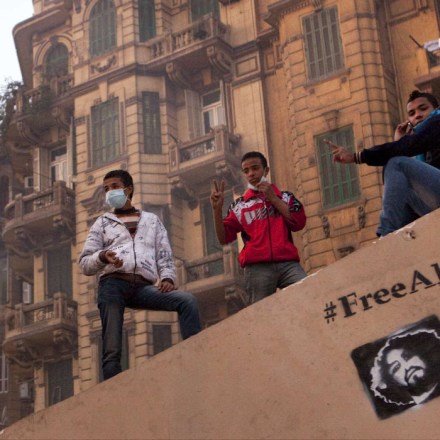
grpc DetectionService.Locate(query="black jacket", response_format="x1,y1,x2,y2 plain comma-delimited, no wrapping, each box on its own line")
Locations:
360,115,440,169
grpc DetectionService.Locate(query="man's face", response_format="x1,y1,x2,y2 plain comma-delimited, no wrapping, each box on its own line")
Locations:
407,97,436,127
241,157,268,187
103,177,132,199
386,348,426,388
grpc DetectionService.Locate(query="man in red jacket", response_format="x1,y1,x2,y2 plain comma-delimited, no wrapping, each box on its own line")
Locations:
210,151,307,304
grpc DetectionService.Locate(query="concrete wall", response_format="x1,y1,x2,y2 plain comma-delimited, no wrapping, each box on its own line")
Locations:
3,210,440,439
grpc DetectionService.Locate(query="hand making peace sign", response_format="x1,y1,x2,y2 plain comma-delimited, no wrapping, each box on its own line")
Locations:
210,179,225,211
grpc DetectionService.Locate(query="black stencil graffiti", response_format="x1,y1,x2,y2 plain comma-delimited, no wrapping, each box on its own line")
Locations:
351,315,440,419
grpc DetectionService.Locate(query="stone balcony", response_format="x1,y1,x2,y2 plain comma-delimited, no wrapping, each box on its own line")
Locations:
168,125,241,200
139,14,232,86
2,181,75,255
176,244,246,309
3,292,78,366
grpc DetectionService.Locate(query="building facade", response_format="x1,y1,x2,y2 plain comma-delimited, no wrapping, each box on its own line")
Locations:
0,0,439,425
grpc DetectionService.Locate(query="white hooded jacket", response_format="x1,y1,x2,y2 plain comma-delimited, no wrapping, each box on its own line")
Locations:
79,211,176,284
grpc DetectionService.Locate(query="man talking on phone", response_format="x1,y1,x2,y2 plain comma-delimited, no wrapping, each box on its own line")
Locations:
210,151,307,305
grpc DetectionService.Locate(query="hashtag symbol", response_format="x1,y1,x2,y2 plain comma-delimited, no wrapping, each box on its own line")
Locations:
323,301,337,323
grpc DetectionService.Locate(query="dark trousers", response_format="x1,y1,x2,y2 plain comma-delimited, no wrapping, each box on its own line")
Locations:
98,277,201,380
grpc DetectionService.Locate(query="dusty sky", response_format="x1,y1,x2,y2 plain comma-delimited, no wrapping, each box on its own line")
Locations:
0,1,34,84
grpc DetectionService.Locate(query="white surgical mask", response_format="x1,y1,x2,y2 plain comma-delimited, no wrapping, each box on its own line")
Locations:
105,188,128,209
248,175,268,191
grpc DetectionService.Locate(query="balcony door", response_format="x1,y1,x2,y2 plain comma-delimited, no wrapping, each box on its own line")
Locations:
50,146,67,184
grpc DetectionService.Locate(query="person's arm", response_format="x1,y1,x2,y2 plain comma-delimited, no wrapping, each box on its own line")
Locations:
259,182,306,231
325,115,440,167
153,216,177,291
79,219,108,275
210,179,227,245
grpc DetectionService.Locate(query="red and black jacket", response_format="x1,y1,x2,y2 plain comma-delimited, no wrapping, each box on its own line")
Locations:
223,184,306,267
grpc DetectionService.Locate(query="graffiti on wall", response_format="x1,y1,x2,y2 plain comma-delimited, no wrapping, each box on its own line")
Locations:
351,315,440,419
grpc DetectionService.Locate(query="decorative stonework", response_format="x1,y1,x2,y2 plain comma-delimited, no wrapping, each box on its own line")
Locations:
166,62,191,89
207,45,232,76
170,177,198,209
90,55,117,74
81,186,107,216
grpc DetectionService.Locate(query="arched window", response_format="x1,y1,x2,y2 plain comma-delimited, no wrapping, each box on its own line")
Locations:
45,44,69,77
90,0,116,57
139,0,156,42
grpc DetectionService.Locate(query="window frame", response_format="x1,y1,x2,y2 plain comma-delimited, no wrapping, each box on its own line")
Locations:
315,126,360,209
46,245,73,299
139,0,156,42
190,0,219,21
142,92,162,154
303,6,344,81
91,98,120,166
46,359,73,407
89,0,117,58
45,44,69,78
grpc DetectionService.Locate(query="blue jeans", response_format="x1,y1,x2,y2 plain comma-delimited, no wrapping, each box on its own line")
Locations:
244,261,306,304
377,157,440,236
98,277,201,380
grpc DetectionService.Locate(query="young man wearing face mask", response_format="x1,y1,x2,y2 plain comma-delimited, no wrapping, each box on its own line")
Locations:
210,151,307,305
79,170,201,380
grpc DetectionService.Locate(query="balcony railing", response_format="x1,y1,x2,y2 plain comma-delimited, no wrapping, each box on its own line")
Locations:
4,292,78,364
177,244,243,287
14,75,74,116
146,14,229,60
170,125,240,171
3,181,75,252
4,181,75,222
7,293,77,333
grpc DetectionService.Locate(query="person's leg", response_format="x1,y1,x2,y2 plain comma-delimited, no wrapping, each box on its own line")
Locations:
244,263,278,304
276,261,307,289
97,278,127,380
128,285,201,339
378,157,440,236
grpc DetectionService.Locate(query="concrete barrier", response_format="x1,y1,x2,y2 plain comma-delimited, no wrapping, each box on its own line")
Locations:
2,210,440,439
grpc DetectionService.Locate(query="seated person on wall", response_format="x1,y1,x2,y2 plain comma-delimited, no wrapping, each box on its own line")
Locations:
325,90,440,236
79,169,201,380
210,151,307,305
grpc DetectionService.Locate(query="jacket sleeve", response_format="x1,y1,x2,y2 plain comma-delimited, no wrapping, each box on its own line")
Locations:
79,218,107,276
360,116,440,166
282,192,306,232
154,217,177,283
222,203,243,244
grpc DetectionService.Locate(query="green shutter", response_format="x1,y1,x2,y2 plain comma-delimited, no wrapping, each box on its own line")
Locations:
315,126,360,208
47,246,72,298
91,98,120,166
142,92,162,154
139,0,156,42
190,0,219,21
303,7,344,81
90,0,116,57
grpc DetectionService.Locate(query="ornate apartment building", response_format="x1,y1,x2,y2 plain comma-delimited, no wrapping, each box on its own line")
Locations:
0,0,439,426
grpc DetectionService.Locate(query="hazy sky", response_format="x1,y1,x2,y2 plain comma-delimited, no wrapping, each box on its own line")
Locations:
0,1,34,83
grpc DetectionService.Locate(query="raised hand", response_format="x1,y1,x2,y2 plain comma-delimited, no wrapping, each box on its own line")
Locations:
210,179,225,211
324,139,354,164
394,120,413,141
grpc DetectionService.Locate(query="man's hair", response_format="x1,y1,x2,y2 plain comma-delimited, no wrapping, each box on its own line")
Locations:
241,151,268,169
103,169,134,200
372,330,440,405
407,90,439,108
